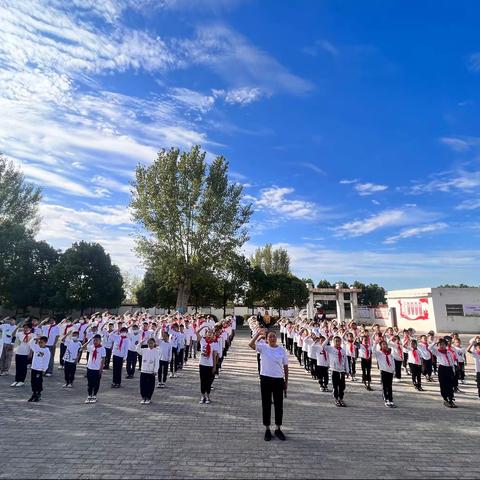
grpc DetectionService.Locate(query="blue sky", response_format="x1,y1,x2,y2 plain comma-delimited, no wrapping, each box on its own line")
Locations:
1,0,480,289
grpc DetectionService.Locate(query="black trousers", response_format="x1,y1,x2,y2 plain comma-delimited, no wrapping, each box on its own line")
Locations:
104,348,112,369
331,371,346,400
422,358,433,378
178,348,184,368
476,372,480,398
170,347,178,373
31,369,43,395
294,344,301,364
409,363,422,386
87,368,101,396
394,359,402,379
458,362,465,381
112,355,124,385
280,332,285,344
453,365,459,389
199,364,213,395
438,365,455,402
303,351,310,371
432,355,437,374
158,360,169,383
260,375,284,427
59,343,67,367
381,370,394,402
140,372,155,400
286,337,293,354
403,352,409,370
316,365,329,387
126,350,137,376
361,358,372,384
64,361,76,384
310,358,317,378
15,354,28,383
257,353,261,374
184,345,190,362
348,356,356,377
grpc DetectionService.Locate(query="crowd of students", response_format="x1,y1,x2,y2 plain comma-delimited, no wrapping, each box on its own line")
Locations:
249,314,480,410
0,312,236,405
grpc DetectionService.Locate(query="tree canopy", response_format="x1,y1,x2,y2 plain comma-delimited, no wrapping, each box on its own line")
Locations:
130,146,252,311
250,243,290,275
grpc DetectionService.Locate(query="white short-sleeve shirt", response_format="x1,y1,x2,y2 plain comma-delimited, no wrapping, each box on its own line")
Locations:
256,343,288,378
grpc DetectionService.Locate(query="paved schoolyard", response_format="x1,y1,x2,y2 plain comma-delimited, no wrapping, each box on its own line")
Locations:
0,329,479,479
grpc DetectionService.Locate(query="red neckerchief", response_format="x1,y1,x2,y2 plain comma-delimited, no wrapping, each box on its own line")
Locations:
396,342,403,359
421,341,431,359
382,349,391,367
336,346,342,364
348,341,354,355
141,329,146,340
447,345,457,362
23,331,31,343
47,324,54,337
119,336,125,351
364,345,370,360
412,348,419,363
92,345,101,361
64,324,73,335
322,348,327,361
203,338,214,358
437,348,450,365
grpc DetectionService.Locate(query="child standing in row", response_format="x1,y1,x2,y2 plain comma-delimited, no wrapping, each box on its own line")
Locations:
83,334,106,403
28,336,50,402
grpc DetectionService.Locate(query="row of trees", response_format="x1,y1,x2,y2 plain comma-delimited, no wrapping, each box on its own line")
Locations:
136,244,309,315
0,156,125,314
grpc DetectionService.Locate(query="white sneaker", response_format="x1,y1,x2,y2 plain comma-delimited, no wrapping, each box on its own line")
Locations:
85,396,92,404
140,399,146,404
394,378,401,383
58,366,64,370
15,382,24,387
91,396,97,403
385,401,391,408
160,383,165,388
62,383,68,388
10,382,18,387
199,397,206,404
66,384,73,388
169,373,174,378
45,373,52,377
205,398,211,404
144,399,151,404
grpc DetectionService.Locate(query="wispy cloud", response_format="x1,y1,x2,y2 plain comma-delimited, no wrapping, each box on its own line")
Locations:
303,39,339,57
440,136,476,152
255,186,320,220
384,222,448,244
354,182,388,196
339,179,358,185
456,198,480,210
409,170,480,194
298,162,325,175
334,209,406,237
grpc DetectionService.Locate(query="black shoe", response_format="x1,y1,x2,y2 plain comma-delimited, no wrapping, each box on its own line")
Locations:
33,395,40,402
418,386,425,392
28,395,35,402
111,383,116,388
274,429,286,441
449,401,457,408
335,399,341,407
264,429,272,441
340,400,347,407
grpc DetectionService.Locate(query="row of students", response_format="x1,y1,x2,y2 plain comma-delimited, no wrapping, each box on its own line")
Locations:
0,313,236,405
276,316,480,409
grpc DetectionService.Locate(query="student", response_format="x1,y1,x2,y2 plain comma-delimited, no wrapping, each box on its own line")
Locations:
389,335,404,382
111,327,129,388
157,331,172,388
453,338,466,385
446,338,461,393
418,335,434,382
11,322,33,387
138,322,153,370
375,340,397,408
184,320,195,364
249,328,288,441
344,332,358,382
358,336,373,391
137,338,160,404
169,324,180,378
0,317,17,376
83,334,106,403
61,330,82,387
41,318,60,376
314,336,329,392
58,318,75,370
325,336,349,407
430,339,456,408
28,336,51,402
404,339,424,391
466,339,480,398
177,325,186,370
126,324,140,379
101,322,115,370
197,325,219,405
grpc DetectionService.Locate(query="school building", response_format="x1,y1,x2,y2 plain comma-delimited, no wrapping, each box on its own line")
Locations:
386,287,480,334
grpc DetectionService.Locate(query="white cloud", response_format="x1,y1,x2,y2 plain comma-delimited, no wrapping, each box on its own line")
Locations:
383,222,448,245
354,182,388,196
169,87,215,112
334,209,406,237
255,187,319,220
339,179,358,184
410,170,480,194
303,39,339,57
216,87,263,105
298,162,325,176
456,198,480,210
440,137,472,152
91,175,131,196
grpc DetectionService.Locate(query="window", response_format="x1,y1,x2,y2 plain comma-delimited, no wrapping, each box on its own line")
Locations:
446,304,464,316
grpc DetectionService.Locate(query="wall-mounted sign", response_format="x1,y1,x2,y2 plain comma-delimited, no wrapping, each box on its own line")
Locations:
398,298,429,321
464,304,480,317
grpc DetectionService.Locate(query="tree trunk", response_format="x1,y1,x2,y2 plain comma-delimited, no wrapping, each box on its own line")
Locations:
176,278,191,313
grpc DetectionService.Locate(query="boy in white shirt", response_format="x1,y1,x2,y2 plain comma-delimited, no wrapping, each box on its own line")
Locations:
157,331,172,388
325,336,350,407
0,317,17,375
466,338,480,398
11,322,34,387
126,325,141,379
62,330,82,387
28,336,51,402
111,327,129,388
41,318,60,376
82,334,106,403
137,338,160,404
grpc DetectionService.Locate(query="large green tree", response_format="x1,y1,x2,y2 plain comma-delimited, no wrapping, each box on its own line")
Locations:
53,241,124,313
352,281,387,306
264,273,309,313
251,243,291,275
130,146,252,311
136,269,177,310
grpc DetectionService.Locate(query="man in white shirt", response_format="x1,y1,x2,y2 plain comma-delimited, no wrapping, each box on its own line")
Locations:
0,317,17,375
